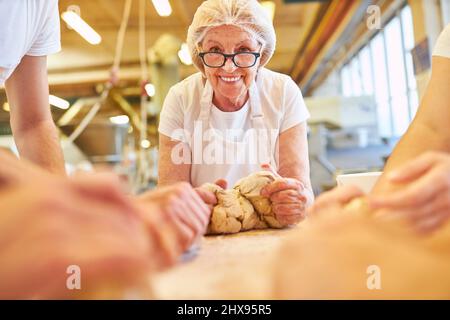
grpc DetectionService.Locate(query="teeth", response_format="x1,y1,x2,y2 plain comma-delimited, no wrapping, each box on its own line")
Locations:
220,76,241,82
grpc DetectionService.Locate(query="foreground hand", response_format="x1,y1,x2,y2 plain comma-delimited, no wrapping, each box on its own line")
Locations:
260,164,310,226
194,179,226,212
370,151,450,233
307,185,365,217
0,176,152,299
0,150,49,188
136,182,212,262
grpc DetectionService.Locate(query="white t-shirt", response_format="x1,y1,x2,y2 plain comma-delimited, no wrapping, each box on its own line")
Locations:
0,0,61,85
210,101,250,138
159,68,310,187
433,24,450,58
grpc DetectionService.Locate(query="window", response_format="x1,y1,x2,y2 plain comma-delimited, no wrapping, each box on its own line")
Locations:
371,33,392,137
385,16,409,136
401,5,419,118
337,4,418,138
359,47,374,95
350,58,362,96
341,64,352,97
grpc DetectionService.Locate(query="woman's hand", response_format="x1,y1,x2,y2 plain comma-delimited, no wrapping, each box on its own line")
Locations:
369,151,450,233
307,185,365,217
260,164,311,226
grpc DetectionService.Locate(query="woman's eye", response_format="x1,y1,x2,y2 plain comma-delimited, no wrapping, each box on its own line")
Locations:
209,47,221,52
238,47,251,52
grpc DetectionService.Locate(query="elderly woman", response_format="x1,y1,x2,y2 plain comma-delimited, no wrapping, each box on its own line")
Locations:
158,0,314,226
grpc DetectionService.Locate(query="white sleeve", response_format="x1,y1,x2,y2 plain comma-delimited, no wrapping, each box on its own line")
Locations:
280,77,310,133
27,0,61,56
158,86,186,141
432,24,450,58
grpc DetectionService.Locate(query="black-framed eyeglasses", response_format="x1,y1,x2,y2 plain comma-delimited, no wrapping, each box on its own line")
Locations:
198,51,261,68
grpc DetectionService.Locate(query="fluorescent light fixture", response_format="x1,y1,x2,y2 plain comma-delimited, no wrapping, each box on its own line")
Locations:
3,102,9,112
61,11,102,45
260,1,276,21
109,115,130,125
141,139,151,149
151,0,172,17
145,83,156,97
178,43,193,65
49,95,70,109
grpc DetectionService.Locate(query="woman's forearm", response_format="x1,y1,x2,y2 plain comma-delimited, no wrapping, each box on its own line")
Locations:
158,134,191,186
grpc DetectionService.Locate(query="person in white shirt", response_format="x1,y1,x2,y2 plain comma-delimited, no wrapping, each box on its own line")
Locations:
310,24,450,233
158,0,314,227
0,148,214,298
0,0,65,174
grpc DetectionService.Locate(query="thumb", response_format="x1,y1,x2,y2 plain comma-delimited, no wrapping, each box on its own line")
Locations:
261,163,282,178
214,179,227,189
387,152,437,183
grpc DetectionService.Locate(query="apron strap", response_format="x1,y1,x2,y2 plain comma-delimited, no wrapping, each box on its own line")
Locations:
198,80,213,124
249,79,265,129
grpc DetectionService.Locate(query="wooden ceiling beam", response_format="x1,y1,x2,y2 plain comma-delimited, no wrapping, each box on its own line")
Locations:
290,0,358,87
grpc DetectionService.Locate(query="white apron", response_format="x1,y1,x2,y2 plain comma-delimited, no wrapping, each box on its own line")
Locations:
190,78,278,187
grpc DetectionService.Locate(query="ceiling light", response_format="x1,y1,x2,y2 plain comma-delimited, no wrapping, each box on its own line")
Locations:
3,102,9,112
141,139,151,149
151,0,172,17
260,1,276,21
109,115,130,125
49,95,70,109
145,83,156,97
178,43,193,65
61,11,102,45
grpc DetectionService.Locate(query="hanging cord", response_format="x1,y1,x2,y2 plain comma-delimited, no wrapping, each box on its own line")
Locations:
137,0,149,187
66,0,133,144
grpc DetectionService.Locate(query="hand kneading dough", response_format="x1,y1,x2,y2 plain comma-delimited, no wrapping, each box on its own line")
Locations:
234,171,283,229
201,171,284,235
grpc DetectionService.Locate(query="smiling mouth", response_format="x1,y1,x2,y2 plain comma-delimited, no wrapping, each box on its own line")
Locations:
219,76,242,83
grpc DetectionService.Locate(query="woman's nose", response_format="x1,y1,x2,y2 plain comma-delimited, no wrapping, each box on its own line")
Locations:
222,57,238,72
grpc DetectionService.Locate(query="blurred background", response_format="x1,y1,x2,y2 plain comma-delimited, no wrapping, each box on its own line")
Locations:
0,0,448,194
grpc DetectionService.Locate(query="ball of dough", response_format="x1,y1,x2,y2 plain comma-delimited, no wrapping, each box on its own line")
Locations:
200,170,286,234
200,183,257,234
234,171,283,228
199,183,224,194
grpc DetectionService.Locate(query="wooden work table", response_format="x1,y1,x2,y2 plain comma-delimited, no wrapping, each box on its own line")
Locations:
152,227,300,300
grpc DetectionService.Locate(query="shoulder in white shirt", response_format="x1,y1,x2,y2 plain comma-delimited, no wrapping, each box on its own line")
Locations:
0,0,61,85
433,24,450,58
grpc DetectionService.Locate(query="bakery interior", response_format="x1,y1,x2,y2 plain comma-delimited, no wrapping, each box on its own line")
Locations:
0,0,447,193
0,0,449,300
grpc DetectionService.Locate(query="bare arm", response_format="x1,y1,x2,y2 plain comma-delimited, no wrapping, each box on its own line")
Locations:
158,133,191,186
277,122,315,207
373,56,450,193
5,55,65,175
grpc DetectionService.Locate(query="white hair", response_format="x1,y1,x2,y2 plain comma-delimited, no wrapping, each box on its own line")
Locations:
187,0,276,74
